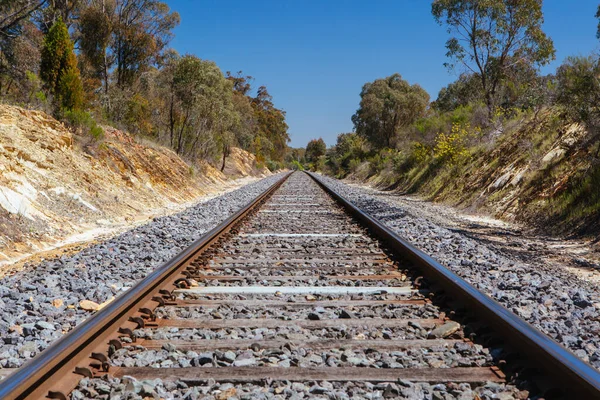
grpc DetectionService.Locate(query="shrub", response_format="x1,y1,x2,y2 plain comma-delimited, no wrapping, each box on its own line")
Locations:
290,160,304,170
348,158,362,172
62,109,104,141
266,160,282,172
40,18,84,112
556,56,600,123
412,142,430,163
434,123,472,165
125,93,153,136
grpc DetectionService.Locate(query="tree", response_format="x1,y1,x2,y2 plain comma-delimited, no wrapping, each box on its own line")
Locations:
79,1,113,95
0,0,47,38
227,71,258,151
596,5,600,39
77,0,179,95
556,56,600,124
305,138,326,163
326,132,368,177
0,19,43,97
556,56,600,159
226,70,253,95
35,0,81,32
230,88,257,150
432,0,555,119
113,0,179,88
161,54,236,163
432,73,482,112
251,85,289,162
40,17,83,110
285,147,305,164
352,73,429,148
0,1,45,98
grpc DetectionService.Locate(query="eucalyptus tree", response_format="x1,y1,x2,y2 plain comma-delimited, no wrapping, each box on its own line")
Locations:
352,73,429,148
251,86,289,162
0,0,46,37
432,0,555,119
163,54,236,164
78,0,179,94
305,138,326,163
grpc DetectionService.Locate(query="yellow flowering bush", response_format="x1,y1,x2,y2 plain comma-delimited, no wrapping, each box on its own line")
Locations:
434,123,472,165
412,142,430,163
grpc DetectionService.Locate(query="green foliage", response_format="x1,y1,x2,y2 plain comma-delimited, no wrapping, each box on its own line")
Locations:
0,0,290,173
125,93,153,136
35,90,47,102
62,109,104,141
285,147,306,166
352,73,429,148
368,150,395,174
412,142,431,164
556,56,600,123
40,18,83,111
79,3,112,87
551,163,600,231
290,160,304,170
24,70,48,107
433,123,473,165
433,73,482,112
432,0,555,118
163,54,236,161
305,138,327,163
326,132,369,177
251,86,290,162
89,124,104,141
58,67,84,110
266,160,283,172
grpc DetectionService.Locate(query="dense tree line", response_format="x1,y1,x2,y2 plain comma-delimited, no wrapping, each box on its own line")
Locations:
0,0,289,169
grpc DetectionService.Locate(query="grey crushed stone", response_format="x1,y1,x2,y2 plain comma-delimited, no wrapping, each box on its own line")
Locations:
314,173,600,369
0,174,284,369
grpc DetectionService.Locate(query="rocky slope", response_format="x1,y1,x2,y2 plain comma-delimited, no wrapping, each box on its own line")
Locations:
347,109,599,237
0,105,269,265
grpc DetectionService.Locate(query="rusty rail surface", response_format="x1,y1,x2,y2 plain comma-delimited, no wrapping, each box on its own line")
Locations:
0,173,291,400
306,171,600,399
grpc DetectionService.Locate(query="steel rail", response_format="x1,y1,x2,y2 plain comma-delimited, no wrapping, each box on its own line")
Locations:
0,172,292,400
306,171,600,399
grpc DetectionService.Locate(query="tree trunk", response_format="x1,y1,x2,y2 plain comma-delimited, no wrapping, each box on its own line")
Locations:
220,149,227,172
103,52,109,95
176,113,189,155
485,92,494,122
169,95,175,148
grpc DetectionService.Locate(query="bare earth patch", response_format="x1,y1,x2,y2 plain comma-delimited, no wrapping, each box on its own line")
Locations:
0,175,263,277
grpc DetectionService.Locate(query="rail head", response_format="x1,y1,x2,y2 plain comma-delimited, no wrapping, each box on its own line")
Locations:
0,172,292,400
305,171,600,399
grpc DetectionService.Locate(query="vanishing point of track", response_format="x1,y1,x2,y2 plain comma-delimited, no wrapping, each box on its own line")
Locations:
1,171,600,399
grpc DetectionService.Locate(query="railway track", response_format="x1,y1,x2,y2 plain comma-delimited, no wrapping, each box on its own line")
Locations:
1,171,600,399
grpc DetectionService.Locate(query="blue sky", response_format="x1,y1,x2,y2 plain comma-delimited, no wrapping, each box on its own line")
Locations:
167,0,600,148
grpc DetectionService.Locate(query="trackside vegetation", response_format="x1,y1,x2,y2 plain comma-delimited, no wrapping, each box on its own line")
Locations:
0,1,290,171
303,1,600,236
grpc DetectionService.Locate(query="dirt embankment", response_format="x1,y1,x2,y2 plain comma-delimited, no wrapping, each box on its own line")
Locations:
346,110,600,237
0,105,269,264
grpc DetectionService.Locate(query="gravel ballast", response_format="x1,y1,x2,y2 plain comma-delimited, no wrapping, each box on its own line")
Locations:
0,174,284,369
69,173,523,400
314,173,600,369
